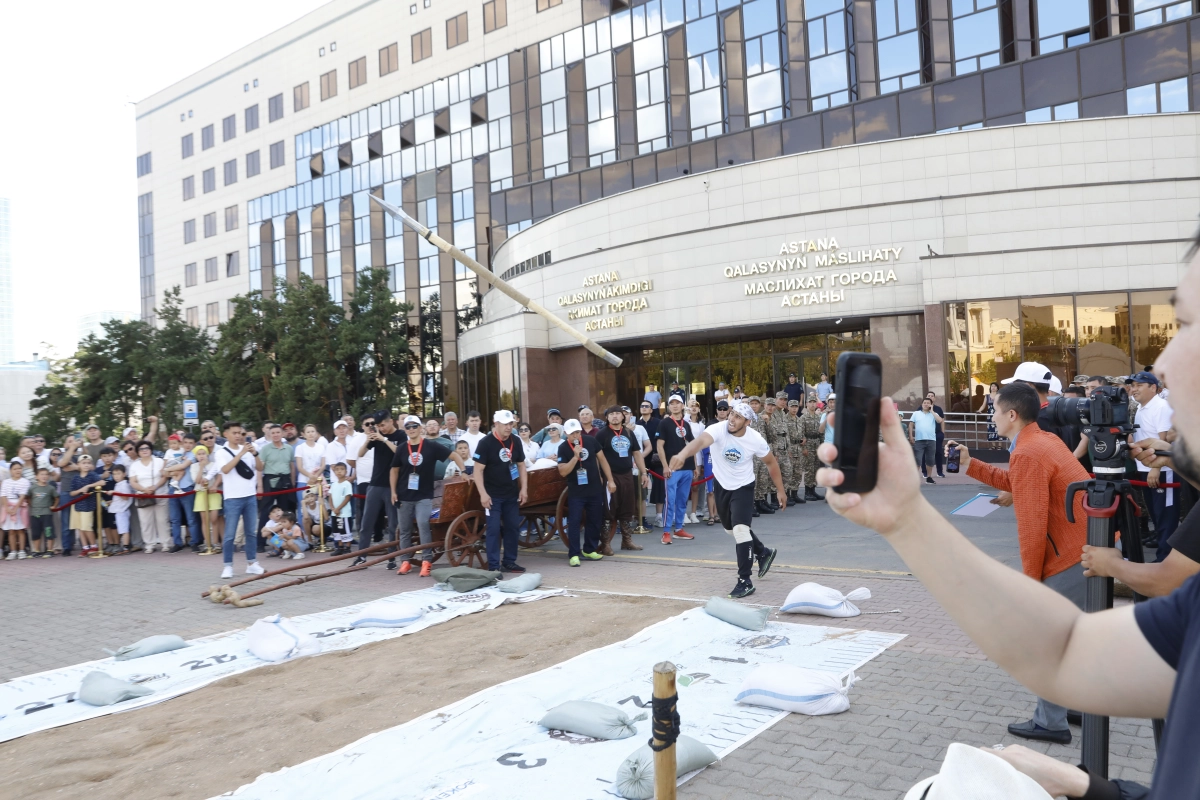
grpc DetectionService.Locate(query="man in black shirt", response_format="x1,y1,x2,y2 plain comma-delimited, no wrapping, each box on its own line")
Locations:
783,373,805,405
637,400,665,526
352,409,402,570
597,406,651,554
473,409,528,573
557,419,616,566
658,393,699,545
390,414,466,577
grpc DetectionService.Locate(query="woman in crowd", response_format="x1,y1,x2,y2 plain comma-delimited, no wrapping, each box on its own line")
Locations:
128,440,169,553
978,381,1001,448
537,423,564,462
191,445,223,552
517,423,541,471
294,423,327,488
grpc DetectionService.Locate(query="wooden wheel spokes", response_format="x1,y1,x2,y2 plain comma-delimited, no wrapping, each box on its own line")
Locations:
517,512,557,548
445,510,487,569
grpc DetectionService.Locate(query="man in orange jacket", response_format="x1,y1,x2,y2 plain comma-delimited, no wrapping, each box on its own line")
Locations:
949,382,1089,745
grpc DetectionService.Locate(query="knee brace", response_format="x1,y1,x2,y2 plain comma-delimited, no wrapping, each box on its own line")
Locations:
731,524,753,543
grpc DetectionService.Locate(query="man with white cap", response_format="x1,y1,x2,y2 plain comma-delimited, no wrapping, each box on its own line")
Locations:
351,409,402,570
557,418,615,566
325,419,352,475
1002,362,1075,450
390,414,467,577
669,400,786,598
1128,370,1178,562
473,409,529,573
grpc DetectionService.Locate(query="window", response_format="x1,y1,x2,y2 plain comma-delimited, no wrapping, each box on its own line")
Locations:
201,124,214,150
136,152,152,177
184,219,196,244
204,212,217,238
182,175,195,201
537,0,561,10
446,12,468,49
379,42,399,76
1037,0,1090,53
951,0,1001,75
742,0,784,127
349,56,368,89
202,168,215,193
1134,0,1192,29
223,159,238,186
294,82,310,112
206,302,219,328
412,28,432,62
222,114,236,141
205,257,218,282
225,204,239,231
227,251,241,277
246,149,261,177
875,0,921,93
807,0,851,109
268,93,284,122
181,133,194,159
483,0,506,32
185,262,197,287
1025,102,1079,122
245,104,259,132
186,306,199,328
320,69,338,100
688,13,727,136
269,141,285,169
1127,77,1190,115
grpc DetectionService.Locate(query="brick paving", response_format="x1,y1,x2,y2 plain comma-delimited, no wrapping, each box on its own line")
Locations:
1,502,1158,798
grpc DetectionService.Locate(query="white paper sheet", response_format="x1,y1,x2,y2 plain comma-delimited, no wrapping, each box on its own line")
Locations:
950,492,1002,518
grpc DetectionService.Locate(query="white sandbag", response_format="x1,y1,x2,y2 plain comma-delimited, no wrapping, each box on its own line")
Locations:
614,735,718,799
529,457,559,471
703,595,769,630
349,600,426,628
780,583,871,618
110,634,190,661
497,572,542,593
78,671,155,706
246,614,321,662
539,700,646,740
905,743,1053,800
736,664,858,715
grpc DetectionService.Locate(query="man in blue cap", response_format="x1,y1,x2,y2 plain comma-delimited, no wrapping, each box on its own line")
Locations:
1129,370,1178,561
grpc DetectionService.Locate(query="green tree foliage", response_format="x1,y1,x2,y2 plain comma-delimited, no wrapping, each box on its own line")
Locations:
29,349,82,442
343,268,412,416
272,275,351,425
213,290,281,423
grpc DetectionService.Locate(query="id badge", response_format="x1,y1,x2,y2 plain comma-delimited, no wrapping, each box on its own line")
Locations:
509,464,520,480
576,468,588,486
408,473,421,490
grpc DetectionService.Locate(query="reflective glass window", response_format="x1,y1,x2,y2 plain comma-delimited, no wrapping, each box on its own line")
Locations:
875,0,920,94
1021,295,1077,386
1037,0,1089,53
808,4,850,109
951,1,1000,75
1133,0,1192,29
1131,290,1178,369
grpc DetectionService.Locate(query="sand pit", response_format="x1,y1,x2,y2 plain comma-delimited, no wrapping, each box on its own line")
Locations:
1,594,695,800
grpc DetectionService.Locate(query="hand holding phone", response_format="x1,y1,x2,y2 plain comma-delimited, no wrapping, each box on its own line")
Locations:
830,353,882,494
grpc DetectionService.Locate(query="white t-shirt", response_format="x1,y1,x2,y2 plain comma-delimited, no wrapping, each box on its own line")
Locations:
705,421,770,490
325,439,349,470
629,425,650,474
214,446,258,499
356,442,374,485
127,457,165,495
295,440,327,484
1134,393,1174,474
109,479,133,514
461,430,487,458
714,388,730,402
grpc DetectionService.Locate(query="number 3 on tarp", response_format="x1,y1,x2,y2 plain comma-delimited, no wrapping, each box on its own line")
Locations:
17,692,76,715
181,654,238,670
497,752,547,769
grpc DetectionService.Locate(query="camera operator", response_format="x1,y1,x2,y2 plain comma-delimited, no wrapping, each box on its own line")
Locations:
947,381,1090,745
1127,372,1178,562
818,246,1198,799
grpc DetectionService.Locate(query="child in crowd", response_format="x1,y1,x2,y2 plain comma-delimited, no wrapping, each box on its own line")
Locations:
276,511,309,560
2,458,32,559
261,506,286,557
329,462,355,555
68,454,106,556
28,467,58,557
96,447,120,553
191,446,222,552
106,464,134,552
443,440,474,479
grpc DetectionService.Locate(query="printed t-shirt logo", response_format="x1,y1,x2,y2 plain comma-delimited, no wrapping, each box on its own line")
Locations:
409,452,423,466
722,446,745,464
578,448,589,461
498,448,511,463
610,436,629,457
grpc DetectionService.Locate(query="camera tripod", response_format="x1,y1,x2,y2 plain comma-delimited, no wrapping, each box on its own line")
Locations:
1064,468,1158,778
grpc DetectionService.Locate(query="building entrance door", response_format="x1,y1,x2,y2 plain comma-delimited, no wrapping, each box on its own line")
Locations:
774,353,825,401
665,361,710,415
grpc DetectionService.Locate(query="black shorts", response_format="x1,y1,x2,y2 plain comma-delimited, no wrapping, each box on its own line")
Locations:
713,482,755,530
30,514,55,541
101,510,116,530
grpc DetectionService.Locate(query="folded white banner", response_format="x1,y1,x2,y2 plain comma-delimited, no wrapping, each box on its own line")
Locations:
0,585,562,743
221,610,905,799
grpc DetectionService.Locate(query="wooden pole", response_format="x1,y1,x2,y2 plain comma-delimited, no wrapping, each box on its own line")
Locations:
90,484,109,557
313,479,332,552
652,660,677,800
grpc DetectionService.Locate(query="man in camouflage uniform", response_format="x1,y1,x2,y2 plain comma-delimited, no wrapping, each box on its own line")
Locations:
784,398,806,504
798,395,824,502
749,397,774,515
768,392,794,509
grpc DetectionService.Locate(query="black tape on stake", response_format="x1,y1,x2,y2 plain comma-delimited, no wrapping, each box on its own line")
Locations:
648,692,680,752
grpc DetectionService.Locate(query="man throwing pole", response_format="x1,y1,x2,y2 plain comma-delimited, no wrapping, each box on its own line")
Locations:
670,400,787,598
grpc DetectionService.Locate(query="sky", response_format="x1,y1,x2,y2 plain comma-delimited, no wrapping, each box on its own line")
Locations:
0,0,331,362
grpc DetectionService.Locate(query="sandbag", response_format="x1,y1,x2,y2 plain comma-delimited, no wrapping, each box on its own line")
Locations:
246,614,321,662
539,701,646,740
110,634,189,661
430,566,502,593
703,595,769,631
614,735,718,799
349,600,426,628
780,583,871,618
78,671,155,706
497,572,542,593
736,664,858,715
904,743,1053,800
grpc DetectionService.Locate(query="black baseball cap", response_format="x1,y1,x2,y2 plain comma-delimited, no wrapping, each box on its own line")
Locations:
716,400,730,410
546,408,562,418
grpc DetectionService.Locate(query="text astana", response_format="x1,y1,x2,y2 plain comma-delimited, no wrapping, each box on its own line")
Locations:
557,279,654,307
724,248,903,278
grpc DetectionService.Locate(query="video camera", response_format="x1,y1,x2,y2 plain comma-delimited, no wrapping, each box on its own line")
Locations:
1047,386,1135,473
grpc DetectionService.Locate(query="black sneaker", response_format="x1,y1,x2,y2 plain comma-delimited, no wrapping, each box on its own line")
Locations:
757,547,777,579
169,544,187,553
925,477,935,485
501,562,526,573
191,544,202,553
351,555,368,567
386,559,397,570
729,579,756,599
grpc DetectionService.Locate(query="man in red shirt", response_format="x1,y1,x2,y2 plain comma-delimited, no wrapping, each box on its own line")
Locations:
949,382,1089,745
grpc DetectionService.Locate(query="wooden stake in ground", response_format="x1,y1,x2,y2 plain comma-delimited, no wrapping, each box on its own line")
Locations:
651,660,678,800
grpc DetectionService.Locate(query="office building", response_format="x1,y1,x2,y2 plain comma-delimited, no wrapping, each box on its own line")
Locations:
0,198,12,367
135,0,1199,419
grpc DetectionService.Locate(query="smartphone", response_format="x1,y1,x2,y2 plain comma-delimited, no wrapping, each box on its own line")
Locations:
831,352,882,494
946,444,961,474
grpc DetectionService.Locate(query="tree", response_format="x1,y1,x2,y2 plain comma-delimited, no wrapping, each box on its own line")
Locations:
74,319,151,435
342,268,412,416
272,275,351,425
28,347,81,442
143,288,218,432
213,290,281,423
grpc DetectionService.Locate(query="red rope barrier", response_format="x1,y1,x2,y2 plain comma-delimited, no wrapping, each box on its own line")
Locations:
50,493,92,513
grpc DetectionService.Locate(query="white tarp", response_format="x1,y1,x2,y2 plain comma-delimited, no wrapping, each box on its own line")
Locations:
222,609,905,799
0,585,562,743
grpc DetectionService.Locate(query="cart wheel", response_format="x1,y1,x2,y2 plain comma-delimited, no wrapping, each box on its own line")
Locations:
518,512,556,548
445,511,487,569
555,488,570,547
